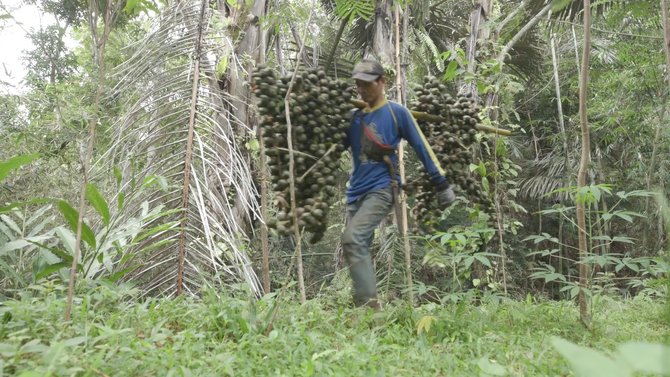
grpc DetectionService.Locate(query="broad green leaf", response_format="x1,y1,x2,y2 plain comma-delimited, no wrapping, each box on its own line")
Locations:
86,184,110,226
123,0,140,13
416,315,436,335
20,339,49,353
591,235,612,242
482,176,490,193
0,236,50,256
114,166,122,187
474,254,492,267
0,342,15,357
611,236,634,244
0,198,51,214
57,201,96,248
55,226,76,254
443,60,458,82
34,261,70,281
0,214,21,235
617,342,670,374
0,154,40,182
616,213,633,222
216,55,229,77
118,191,126,211
62,336,88,347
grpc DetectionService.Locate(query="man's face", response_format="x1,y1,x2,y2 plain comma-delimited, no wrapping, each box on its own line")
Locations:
355,77,385,107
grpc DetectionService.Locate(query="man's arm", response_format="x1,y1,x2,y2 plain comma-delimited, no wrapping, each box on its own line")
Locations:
395,104,447,186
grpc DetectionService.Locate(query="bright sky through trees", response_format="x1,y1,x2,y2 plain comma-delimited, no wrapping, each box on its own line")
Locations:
0,0,56,92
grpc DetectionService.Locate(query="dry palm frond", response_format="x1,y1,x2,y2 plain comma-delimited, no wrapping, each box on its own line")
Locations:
96,0,261,297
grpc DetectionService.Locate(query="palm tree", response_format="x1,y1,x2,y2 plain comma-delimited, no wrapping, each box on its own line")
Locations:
98,0,263,297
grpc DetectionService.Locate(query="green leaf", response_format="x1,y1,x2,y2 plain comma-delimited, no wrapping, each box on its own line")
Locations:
86,184,110,226
0,154,40,182
34,261,70,281
114,166,123,187
56,201,96,249
0,198,52,214
0,236,51,256
617,342,670,374
550,0,573,12
477,357,507,376
474,254,492,267
443,60,458,82
216,55,229,78
25,241,72,263
553,337,619,373
118,191,126,211
416,315,436,335
481,176,490,193
123,0,140,13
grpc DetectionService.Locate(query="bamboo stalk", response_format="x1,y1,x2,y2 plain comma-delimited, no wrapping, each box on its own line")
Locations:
394,2,413,305
350,99,512,136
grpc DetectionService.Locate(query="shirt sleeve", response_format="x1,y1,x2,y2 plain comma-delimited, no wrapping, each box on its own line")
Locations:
395,104,448,187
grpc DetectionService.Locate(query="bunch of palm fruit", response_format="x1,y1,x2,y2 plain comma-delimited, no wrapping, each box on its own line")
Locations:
408,76,493,231
252,65,354,242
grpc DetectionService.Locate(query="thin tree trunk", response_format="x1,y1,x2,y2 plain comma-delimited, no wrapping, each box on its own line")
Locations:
464,1,486,96
65,0,119,320
551,35,569,168
231,0,267,233
576,0,592,329
284,4,317,304
258,126,271,293
394,2,413,305
663,0,670,92
254,1,271,295
572,25,581,73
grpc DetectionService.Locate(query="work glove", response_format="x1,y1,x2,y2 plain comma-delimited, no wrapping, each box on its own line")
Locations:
435,181,456,208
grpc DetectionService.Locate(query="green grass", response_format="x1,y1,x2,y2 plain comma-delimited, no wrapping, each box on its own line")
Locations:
0,282,667,377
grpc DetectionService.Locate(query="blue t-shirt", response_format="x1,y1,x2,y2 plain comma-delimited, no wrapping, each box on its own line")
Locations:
344,99,447,203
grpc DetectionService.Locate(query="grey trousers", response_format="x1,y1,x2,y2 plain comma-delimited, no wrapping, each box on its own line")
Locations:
341,187,393,306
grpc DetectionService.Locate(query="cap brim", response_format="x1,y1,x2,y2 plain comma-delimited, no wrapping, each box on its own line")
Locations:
352,72,380,82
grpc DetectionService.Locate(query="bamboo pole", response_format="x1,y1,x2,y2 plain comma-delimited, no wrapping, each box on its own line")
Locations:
576,0,593,329
350,99,512,136
394,2,413,305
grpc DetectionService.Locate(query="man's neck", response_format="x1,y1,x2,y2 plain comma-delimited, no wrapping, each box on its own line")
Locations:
366,96,386,111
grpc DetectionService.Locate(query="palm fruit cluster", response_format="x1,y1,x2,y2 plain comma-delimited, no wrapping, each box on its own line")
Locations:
408,76,493,231
252,65,354,243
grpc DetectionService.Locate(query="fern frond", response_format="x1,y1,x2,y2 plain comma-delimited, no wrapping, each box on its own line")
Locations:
335,0,375,22
415,28,444,72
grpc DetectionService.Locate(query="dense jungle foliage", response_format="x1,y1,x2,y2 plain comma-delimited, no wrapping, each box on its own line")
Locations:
0,0,668,375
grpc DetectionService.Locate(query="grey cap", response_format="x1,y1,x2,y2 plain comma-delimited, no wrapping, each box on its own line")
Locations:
351,59,384,82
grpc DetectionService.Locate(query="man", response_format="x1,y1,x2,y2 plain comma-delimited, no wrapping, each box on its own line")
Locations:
342,59,456,310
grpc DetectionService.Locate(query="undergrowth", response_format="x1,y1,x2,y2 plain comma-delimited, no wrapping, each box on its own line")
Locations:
0,280,667,377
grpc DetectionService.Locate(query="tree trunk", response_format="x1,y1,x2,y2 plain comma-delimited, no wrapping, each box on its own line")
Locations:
576,0,593,329
370,0,394,65
393,2,414,304
66,0,120,320
464,0,492,97
224,0,267,233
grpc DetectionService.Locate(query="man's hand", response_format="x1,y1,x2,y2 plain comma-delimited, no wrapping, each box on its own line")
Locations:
436,185,456,208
